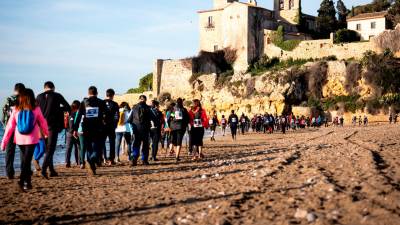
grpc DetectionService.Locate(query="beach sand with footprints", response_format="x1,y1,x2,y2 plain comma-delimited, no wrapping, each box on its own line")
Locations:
0,124,399,225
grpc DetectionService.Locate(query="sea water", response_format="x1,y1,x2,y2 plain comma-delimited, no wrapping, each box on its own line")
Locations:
0,127,220,176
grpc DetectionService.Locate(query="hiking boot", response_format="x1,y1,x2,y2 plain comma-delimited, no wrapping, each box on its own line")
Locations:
142,161,150,166
66,163,71,168
131,160,137,167
7,174,14,180
40,171,49,179
16,181,25,193
50,171,58,177
26,183,33,190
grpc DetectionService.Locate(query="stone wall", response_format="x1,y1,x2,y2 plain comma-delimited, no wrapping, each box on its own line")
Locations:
264,38,378,60
153,59,193,98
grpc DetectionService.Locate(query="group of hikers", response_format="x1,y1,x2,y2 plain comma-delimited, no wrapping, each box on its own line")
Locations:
0,82,244,191
1,82,399,191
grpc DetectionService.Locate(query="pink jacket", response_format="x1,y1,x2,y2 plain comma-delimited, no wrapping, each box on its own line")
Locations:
1,107,49,149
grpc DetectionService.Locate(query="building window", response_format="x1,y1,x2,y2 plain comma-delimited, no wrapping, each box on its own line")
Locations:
371,22,376,29
356,24,361,31
214,45,218,51
289,0,294,9
369,35,375,40
279,0,284,10
207,16,214,28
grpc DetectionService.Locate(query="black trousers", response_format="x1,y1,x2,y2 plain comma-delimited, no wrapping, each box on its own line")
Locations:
231,125,237,139
65,132,80,165
5,133,16,178
19,144,35,185
150,129,161,160
42,130,59,174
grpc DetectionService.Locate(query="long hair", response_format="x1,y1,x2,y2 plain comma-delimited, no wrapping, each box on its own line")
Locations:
193,99,202,111
17,88,36,111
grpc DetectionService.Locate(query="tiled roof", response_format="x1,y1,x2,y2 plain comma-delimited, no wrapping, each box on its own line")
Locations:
347,11,388,22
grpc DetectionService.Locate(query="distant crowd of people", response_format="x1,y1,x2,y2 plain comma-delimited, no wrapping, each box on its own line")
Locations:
1,82,399,191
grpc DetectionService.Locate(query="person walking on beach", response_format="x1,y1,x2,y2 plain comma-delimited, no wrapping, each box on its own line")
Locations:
281,115,287,134
128,95,152,166
150,100,163,161
189,99,208,160
220,115,227,136
36,81,70,178
75,86,107,175
228,110,239,140
209,112,218,141
169,98,189,162
65,101,81,168
115,102,132,162
1,89,49,191
1,83,25,179
103,89,119,165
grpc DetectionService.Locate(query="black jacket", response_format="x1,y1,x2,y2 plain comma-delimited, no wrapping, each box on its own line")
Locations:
150,107,163,131
76,96,107,136
104,99,119,131
36,90,71,132
128,102,152,133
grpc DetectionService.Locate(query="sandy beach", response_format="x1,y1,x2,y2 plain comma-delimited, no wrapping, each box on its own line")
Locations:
0,124,399,225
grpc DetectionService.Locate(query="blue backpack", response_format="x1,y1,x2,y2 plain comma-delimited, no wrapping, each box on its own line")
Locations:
17,110,35,134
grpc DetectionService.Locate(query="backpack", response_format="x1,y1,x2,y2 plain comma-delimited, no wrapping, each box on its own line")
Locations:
17,110,35,134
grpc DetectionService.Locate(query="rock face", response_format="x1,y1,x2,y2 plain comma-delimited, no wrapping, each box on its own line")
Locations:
117,60,392,122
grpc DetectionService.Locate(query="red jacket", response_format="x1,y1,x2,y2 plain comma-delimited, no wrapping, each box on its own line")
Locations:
189,108,209,129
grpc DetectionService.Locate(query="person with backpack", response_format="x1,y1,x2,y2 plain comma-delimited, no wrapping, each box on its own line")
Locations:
65,101,81,168
189,99,208,160
36,81,71,178
228,110,239,140
169,98,189,162
150,100,163,161
74,86,107,175
115,102,132,163
1,88,49,191
127,95,152,166
103,89,119,165
1,83,25,179
209,112,219,141
220,115,227,136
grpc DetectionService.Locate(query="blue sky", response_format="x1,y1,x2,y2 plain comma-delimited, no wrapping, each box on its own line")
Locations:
0,0,371,102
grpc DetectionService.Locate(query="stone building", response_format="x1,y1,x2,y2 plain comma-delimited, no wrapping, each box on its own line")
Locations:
347,11,389,41
198,0,317,71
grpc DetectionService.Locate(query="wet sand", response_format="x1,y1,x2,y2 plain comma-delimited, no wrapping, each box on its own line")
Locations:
0,124,399,225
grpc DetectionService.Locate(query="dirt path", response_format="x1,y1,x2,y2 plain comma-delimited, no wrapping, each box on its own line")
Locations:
0,125,399,225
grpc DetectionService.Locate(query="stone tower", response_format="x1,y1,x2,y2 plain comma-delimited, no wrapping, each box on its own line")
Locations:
274,0,301,25
213,0,238,9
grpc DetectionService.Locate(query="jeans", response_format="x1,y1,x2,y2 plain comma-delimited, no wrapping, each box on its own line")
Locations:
102,129,116,162
5,132,16,178
132,130,150,162
65,132,80,165
116,132,131,160
19,144,35,186
230,125,237,139
42,130,59,174
84,135,102,169
79,134,86,165
150,129,161,160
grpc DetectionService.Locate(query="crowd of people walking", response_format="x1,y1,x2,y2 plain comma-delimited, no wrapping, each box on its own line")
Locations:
1,82,398,191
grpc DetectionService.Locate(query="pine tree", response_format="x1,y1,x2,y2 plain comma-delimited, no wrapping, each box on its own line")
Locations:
317,0,338,37
336,0,349,29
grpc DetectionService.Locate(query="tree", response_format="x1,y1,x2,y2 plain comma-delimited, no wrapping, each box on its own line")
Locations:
127,73,153,94
387,0,400,28
317,0,338,38
336,0,349,29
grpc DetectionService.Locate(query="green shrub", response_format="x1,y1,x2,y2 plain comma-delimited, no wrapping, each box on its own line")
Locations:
215,70,234,89
127,73,153,94
271,25,301,51
334,29,360,43
248,56,314,76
